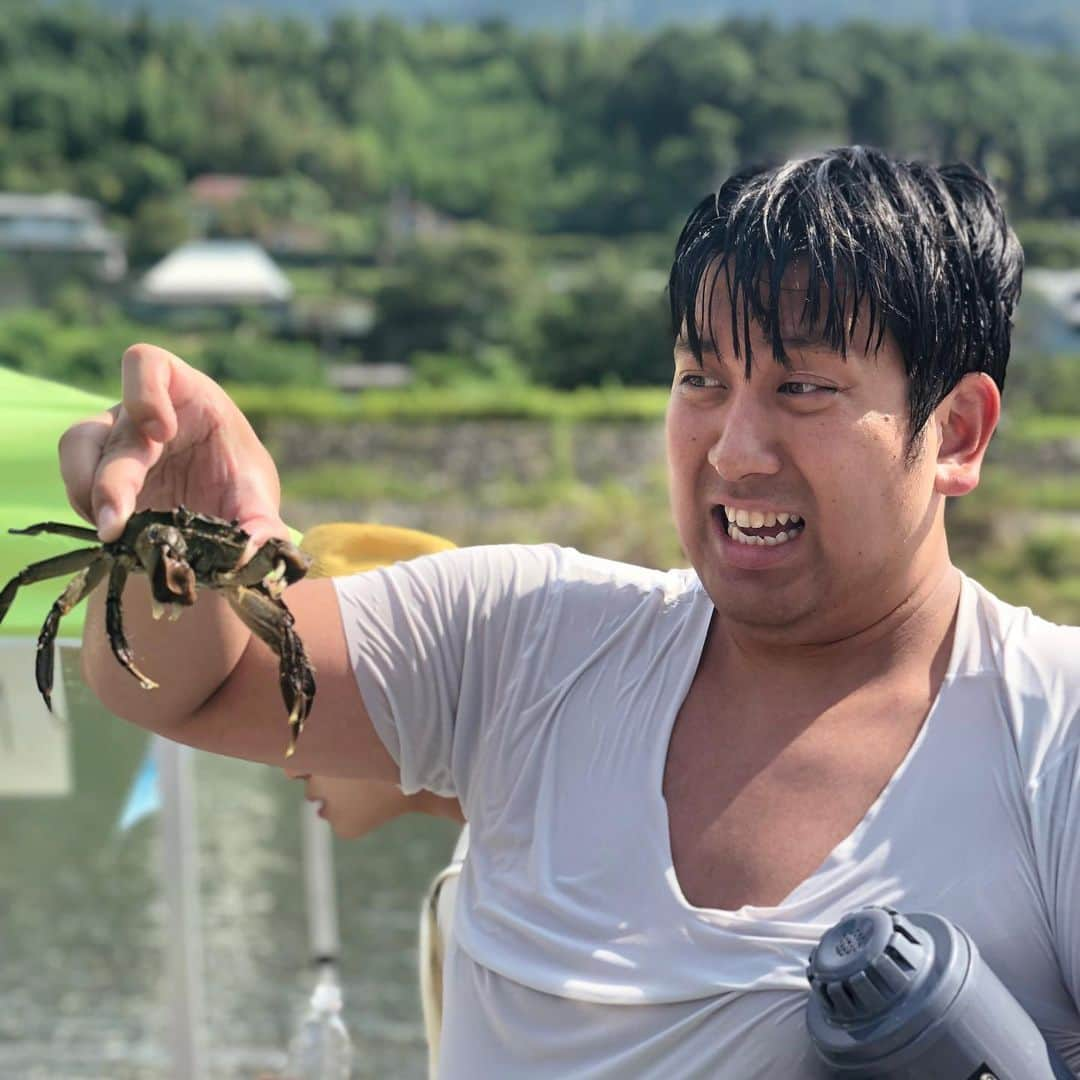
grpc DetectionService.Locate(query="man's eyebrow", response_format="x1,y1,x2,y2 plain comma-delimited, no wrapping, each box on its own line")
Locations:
674,339,721,359
782,333,831,349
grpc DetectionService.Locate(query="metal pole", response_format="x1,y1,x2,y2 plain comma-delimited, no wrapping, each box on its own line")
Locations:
155,737,208,1079
301,799,341,963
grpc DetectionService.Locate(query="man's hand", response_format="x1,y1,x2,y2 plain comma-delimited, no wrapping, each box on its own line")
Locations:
59,343,289,552
63,344,399,782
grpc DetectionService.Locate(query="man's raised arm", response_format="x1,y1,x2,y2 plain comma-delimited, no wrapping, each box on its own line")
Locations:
61,344,398,781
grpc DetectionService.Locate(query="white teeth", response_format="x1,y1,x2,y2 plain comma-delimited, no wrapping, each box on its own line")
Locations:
728,524,799,548
725,505,803,529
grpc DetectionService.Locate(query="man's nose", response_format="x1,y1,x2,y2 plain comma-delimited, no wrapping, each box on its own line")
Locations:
705,392,783,481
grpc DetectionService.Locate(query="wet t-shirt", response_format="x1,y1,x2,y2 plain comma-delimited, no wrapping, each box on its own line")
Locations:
333,545,1080,1078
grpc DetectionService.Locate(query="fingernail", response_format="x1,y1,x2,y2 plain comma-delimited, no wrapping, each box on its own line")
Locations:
97,506,120,540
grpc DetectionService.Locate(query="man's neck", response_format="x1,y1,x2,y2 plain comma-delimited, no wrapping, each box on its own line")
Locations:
705,559,963,698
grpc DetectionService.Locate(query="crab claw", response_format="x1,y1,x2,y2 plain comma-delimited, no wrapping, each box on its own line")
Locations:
261,559,291,601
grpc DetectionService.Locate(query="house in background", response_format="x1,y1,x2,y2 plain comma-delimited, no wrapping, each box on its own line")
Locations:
0,192,126,305
186,174,253,236
187,173,340,266
132,239,293,326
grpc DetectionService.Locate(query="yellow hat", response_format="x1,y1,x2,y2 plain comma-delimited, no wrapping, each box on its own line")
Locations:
299,522,457,578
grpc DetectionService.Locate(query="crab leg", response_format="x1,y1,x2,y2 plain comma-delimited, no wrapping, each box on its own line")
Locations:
33,556,111,710
105,561,159,692
0,547,103,627
214,538,311,596
226,585,316,756
10,522,101,543
281,622,317,751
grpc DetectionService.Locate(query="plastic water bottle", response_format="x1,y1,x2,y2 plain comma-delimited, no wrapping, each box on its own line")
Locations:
285,966,354,1080
806,906,1073,1078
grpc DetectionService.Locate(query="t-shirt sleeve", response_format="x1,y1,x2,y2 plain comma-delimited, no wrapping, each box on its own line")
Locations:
331,543,558,803
1031,733,1080,1016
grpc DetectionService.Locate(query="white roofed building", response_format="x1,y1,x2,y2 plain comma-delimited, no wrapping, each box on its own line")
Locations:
136,240,294,311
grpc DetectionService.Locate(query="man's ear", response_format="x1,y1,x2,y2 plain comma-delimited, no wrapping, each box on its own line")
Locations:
933,372,1001,497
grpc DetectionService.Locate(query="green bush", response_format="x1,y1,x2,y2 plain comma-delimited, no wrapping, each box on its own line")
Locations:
526,255,671,388
189,334,326,387
1015,220,1080,270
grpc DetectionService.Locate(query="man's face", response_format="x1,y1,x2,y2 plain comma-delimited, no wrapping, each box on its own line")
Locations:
282,769,381,839
666,274,945,641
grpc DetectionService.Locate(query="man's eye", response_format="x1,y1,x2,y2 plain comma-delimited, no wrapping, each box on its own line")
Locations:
781,382,834,396
679,373,723,389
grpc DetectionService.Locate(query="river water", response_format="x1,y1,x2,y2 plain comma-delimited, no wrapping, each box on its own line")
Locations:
0,648,460,1079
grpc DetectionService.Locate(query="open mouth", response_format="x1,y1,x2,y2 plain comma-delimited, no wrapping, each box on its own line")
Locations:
714,506,807,548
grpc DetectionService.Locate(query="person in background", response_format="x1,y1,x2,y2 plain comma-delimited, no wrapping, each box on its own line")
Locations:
287,521,466,1076
282,768,466,1078
284,768,464,840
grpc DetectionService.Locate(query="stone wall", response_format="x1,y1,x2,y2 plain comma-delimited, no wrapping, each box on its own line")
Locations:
266,418,668,489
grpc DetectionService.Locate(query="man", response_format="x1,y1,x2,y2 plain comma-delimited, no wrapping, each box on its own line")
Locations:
60,146,1079,1075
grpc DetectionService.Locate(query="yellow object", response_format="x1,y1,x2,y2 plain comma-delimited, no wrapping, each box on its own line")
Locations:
299,522,457,579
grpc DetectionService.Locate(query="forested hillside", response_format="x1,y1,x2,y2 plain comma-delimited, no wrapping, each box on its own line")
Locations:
6,5,1080,232
3,4,1080,398
57,0,1080,50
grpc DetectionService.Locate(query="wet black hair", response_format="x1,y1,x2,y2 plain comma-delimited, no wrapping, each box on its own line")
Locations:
668,145,1023,464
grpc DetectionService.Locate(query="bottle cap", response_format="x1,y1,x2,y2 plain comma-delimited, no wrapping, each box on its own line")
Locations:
806,906,927,1022
806,908,971,1067
311,974,343,1013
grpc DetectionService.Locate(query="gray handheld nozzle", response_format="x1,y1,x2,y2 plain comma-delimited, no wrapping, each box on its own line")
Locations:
806,907,1075,1079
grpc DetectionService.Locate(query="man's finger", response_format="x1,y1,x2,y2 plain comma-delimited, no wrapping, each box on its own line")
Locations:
121,343,180,443
58,409,118,525
90,414,165,541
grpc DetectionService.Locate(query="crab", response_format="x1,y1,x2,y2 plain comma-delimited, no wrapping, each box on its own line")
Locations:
0,507,316,756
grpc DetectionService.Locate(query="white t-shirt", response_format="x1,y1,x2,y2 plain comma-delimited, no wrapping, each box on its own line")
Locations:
333,544,1080,1077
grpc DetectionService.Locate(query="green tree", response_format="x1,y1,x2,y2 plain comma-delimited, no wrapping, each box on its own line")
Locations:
528,256,671,388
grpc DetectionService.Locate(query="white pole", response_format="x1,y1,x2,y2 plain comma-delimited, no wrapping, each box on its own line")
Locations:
155,737,208,1079
301,799,341,963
